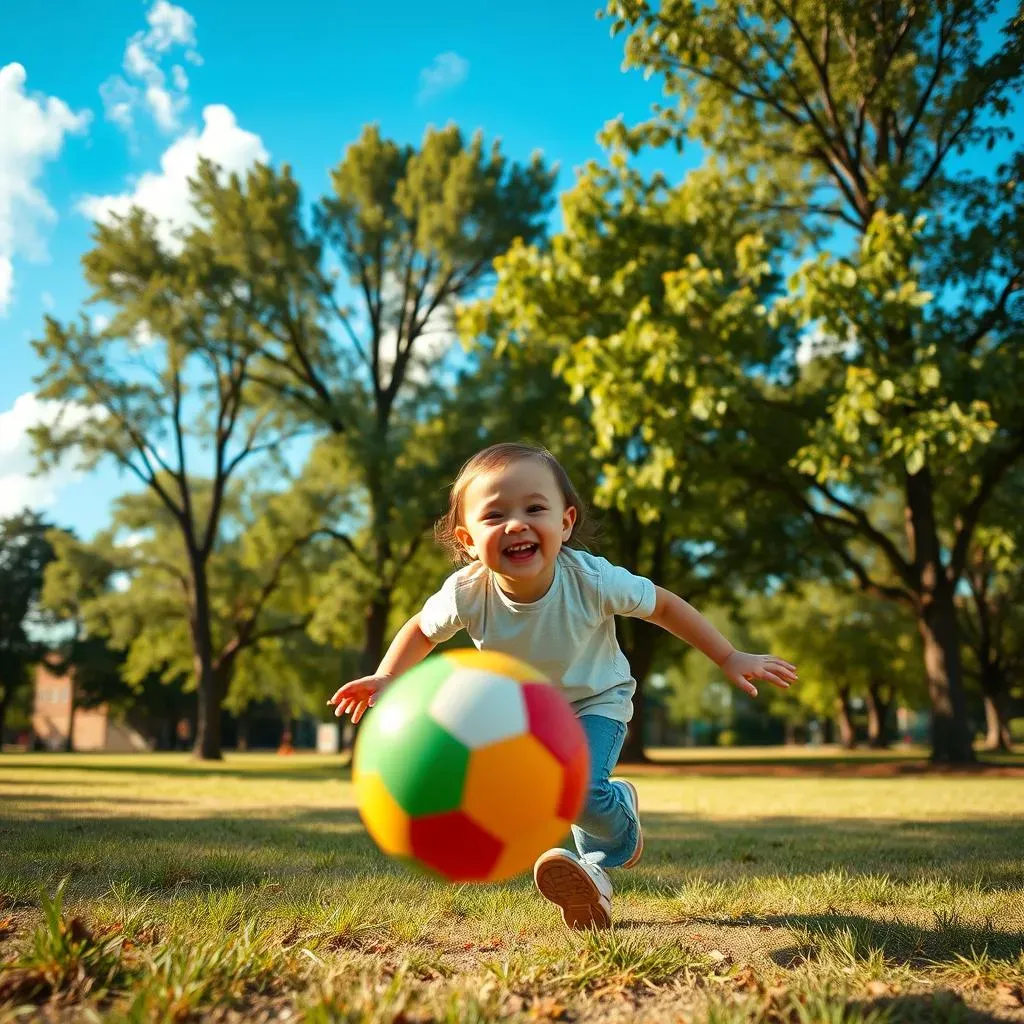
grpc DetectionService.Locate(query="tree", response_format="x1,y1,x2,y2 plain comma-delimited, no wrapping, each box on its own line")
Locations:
31,164,330,758
553,0,1024,763
959,469,1024,750
42,457,349,752
224,124,557,682
745,581,923,748
0,511,56,748
462,159,830,759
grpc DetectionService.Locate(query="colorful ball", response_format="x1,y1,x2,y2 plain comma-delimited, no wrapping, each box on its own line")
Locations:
353,649,589,883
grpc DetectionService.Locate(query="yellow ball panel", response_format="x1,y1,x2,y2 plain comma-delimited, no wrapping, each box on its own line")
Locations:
462,733,562,842
486,817,573,882
441,648,547,682
355,770,411,857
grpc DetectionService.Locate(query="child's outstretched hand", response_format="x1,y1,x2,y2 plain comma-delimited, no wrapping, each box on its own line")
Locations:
720,651,797,697
327,674,392,724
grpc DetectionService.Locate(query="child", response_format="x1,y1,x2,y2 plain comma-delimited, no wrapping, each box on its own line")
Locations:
328,442,797,929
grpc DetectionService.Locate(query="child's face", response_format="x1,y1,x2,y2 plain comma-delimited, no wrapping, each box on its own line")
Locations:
455,458,577,593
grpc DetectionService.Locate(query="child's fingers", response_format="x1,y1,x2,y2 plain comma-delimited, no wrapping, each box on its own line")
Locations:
351,700,369,724
729,673,758,697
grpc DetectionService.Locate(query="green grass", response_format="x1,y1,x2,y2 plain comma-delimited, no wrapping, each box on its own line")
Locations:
1,752,1022,1022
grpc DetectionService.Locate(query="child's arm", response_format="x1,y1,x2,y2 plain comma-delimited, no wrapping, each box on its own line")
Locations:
644,586,797,696
327,613,436,723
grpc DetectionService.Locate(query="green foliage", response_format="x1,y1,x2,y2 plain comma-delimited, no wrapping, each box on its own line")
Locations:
744,582,923,720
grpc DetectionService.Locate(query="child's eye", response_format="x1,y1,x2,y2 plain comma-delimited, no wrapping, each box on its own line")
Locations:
483,511,502,521
528,505,547,514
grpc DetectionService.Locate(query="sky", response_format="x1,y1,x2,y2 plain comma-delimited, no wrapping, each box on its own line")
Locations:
1,0,680,538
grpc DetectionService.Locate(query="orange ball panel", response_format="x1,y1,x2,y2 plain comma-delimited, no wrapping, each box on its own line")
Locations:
355,771,411,857
485,817,574,882
461,733,562,842
441,648,547,682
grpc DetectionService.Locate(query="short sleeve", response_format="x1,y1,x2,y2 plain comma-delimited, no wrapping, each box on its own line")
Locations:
419,572,466,643
599,558,657,619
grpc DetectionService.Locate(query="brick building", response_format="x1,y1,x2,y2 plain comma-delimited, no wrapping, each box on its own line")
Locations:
31,659,153,752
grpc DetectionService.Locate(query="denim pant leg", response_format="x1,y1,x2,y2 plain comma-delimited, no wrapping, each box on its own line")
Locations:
570,714,639,869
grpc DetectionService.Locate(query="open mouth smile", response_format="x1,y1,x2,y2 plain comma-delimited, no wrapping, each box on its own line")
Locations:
503,541,539,562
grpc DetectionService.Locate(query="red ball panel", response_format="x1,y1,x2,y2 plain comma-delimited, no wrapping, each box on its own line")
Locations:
521,683,587,766
409,810,504,882
557,742,589,821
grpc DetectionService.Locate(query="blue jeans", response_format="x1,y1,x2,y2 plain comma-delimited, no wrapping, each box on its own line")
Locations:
569,715,639,869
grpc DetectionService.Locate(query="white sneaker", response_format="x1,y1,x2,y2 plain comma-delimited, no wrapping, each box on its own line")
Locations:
533,849,613,929
612,778,644,868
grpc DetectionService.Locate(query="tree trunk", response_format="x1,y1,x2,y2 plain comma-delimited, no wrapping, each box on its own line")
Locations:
980,665,1012,751
359,590,391,678
0,685,11,751
834,685,855,749
189,566,223,761
917,588,975,764
905,468,975,764
865,681,891,749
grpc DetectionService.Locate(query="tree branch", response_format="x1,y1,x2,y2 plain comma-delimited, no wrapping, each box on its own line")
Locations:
950,434,1024,582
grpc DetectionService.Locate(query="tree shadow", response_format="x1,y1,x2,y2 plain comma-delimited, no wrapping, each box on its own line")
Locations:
0,757,351,783
845,990,1009,1023
630,812,1024,890
755,910,1024,966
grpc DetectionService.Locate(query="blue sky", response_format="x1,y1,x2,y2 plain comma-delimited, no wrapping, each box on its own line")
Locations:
1,0,679,538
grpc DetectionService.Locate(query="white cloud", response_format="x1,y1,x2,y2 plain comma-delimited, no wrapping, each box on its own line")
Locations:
0,63,90,317
102,1,198,135
78,104,267,249
0,392,104,517
146,0,197,50
41,291,54,310
417,51,469,103
0,257,11,312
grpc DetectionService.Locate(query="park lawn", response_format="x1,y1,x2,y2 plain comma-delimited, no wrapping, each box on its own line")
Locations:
0,754,1022,1023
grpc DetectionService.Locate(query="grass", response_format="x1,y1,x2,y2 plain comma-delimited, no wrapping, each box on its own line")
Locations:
0,752,1022,1022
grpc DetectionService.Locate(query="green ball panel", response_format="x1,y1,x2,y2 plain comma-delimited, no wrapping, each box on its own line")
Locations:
355,656,454,779
376,713,470,817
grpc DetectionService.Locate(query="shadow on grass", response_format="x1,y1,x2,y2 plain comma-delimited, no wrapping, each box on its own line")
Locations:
849,991,1009,1023
631,812,1024,891
757,910,1024,966
0,757,352,783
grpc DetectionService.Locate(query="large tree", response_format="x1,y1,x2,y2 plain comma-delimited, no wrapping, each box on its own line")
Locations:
31,163,328,758
561,0,1024,762
462,159,830,759
0,511,56,748
223,125,557,681
959,469,1024,750
41,457,348,753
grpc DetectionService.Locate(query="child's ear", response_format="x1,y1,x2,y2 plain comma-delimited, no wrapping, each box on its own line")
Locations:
454,524,477,559
562,505,577,541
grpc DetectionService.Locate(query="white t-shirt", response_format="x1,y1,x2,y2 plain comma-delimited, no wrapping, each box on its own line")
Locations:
418,547,658,723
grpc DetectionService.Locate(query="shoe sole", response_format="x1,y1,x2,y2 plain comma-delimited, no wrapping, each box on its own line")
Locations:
614,778,644,869
533,853,611,930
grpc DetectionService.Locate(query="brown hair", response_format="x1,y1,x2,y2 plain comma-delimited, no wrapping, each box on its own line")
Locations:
435,442,591,566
